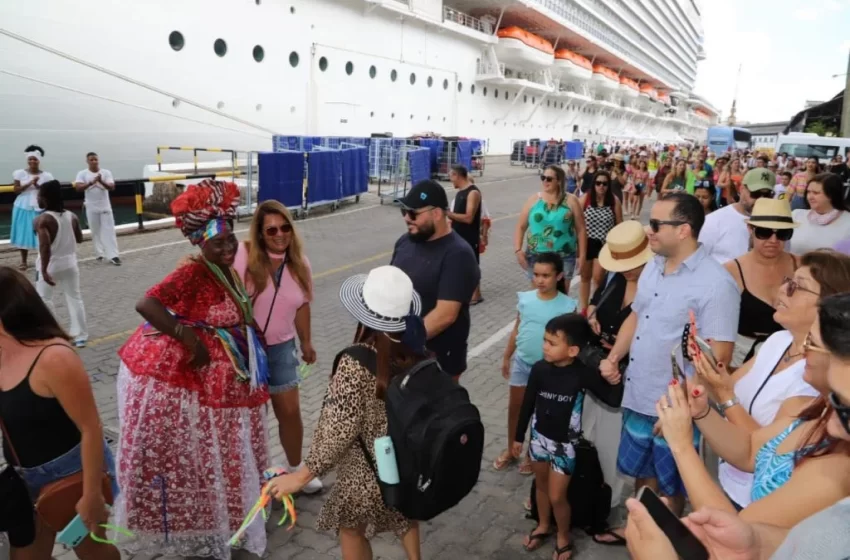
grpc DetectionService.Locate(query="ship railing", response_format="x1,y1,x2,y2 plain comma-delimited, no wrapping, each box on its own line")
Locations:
443,6,492,34
476,58,505,80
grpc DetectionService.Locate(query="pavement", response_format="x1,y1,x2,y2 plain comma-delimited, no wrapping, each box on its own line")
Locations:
0,159,639,560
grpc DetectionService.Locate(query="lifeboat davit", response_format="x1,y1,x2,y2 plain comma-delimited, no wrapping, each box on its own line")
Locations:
591,64,619,92
639,84,658,100
619,76,639,98
657,92,671,106
554,49,592,81
495,26,554,69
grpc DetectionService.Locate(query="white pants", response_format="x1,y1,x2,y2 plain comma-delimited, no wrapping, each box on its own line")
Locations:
581,392,629,507
36,266,89,342
86,207,120,260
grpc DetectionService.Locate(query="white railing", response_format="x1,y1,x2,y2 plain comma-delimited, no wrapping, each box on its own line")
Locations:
443,6,492,34
476,58,505,79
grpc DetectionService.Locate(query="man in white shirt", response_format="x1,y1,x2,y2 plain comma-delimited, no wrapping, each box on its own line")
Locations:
74,152,121,265
698,168,777,264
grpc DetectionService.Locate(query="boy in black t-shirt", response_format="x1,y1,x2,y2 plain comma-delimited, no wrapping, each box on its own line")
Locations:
512,313,622,558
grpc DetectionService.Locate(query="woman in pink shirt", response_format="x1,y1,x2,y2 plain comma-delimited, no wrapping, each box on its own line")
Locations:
234,200,322,493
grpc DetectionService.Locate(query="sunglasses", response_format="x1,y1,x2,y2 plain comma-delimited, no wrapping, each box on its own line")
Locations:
264,224,293,236
595,180,609,186
649,219,686,232
829,391,850,436
781,276,820,298
750,190,775,200
401,207,432,220
540,175,556,183
752,226,793,242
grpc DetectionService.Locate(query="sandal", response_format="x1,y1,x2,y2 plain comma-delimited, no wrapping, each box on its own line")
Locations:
591,528,627,546
523,527,553,552
553,541,574,560
518,457,533,475
492,450,516,471
17,263,27,271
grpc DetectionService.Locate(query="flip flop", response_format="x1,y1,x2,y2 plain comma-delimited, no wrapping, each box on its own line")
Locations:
591,528,627,546
518,458,533,475
492,450,516,471
17,263,27,271
524,527,553,552
553,541,574,560
470,298,484,306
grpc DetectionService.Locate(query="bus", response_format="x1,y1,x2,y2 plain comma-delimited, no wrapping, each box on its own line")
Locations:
706,126,752,154
775,134,850,165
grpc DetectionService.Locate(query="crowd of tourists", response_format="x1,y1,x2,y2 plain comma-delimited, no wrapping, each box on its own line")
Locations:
3,137,850,560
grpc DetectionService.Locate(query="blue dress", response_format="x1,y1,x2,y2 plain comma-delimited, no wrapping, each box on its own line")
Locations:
10,170,53,250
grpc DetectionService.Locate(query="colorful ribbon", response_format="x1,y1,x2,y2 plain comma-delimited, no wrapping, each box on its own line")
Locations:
228,483,297,546
89,524,135,545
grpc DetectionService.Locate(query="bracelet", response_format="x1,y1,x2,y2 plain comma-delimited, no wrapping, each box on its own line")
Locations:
693,408,711,421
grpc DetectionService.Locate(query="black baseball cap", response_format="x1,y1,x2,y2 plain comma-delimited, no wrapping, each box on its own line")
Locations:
396,180,448,211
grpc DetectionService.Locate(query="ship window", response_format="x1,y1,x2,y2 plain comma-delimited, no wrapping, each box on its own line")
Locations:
483,87,488,96
370,111,374,117
369,65,377,79
494,89,499,98
256,104,262,111
169,31,185,52
391,69,398,82
471,85,476,94
253,45,264,63
458,82,463,93
427,76,433,87
214,39,227,57
410,114,414,119
346,61,354,75
410,73,416,85
532,97,536,104
319,56,328,71
443,117,446,122
443,79,449,90
290,5,296,14
289,52,299,67
505,91,509,100
391,113,395,118
217,101,225,109
546,100,550,107
172,99,180,108
524,95,527,103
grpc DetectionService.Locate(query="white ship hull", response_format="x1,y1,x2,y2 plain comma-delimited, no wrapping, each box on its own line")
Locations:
0,0,709,181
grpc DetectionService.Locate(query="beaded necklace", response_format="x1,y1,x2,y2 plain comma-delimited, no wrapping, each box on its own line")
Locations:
203,258,253,324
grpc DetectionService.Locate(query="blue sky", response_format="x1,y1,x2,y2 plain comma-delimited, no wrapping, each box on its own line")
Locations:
693,0,850,124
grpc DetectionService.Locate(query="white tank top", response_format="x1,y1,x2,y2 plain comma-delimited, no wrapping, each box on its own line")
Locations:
718,330,819,508
36,210,78,274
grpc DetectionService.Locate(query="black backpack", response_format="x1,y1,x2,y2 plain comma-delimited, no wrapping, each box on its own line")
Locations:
525,436,612,535
332,345,484,521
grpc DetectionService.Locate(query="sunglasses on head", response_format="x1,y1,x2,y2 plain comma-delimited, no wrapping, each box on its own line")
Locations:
781,276,820,298
264,224,293,236
648,218,686,232
540,175,556,183
829,391,850,436
752,226,793,241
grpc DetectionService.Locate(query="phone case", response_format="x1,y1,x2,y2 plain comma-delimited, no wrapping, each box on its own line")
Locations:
57,514,89,548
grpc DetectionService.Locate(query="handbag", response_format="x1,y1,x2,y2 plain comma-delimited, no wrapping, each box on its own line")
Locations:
580,274,627,374
0,415,113,532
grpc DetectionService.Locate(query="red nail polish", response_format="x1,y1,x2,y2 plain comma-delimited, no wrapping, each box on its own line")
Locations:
671,379,678,385
693,389,701,397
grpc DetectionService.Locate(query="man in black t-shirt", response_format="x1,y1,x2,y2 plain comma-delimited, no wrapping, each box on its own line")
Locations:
391,180,480,381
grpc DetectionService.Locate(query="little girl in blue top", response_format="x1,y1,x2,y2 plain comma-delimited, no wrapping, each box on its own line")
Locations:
494,252,578,474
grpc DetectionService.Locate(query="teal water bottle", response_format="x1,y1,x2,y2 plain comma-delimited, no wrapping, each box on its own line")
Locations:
374,436,400,485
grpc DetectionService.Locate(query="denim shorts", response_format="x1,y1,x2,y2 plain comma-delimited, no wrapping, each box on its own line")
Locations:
509,355,534,387
17,440,119,503
525,252,576,281
266,338,301,394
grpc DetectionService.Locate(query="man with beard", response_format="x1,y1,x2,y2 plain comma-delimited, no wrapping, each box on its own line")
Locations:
390,180,479,381
697,168,776,264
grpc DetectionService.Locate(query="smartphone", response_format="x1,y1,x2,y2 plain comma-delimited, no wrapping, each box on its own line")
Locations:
637,486,709,560
693,334,719,369
57,514,90,548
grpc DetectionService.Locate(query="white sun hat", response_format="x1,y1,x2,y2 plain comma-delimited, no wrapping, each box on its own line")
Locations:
339,266,422,333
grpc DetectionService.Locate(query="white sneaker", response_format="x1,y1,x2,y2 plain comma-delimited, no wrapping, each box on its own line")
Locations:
301,476,324,495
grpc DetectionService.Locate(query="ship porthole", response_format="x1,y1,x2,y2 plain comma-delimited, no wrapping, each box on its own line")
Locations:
470,84,475,94
253,45,265,63
494,89,499,98
172,99,181,108
169,31,185,52
345,61,354,75
217,101,225,110
504,91,509,100
390,69,397,82
290,5,296,14
369,65,377,79
443,79,449,90
457,82,463,93
483,87,488,96
256,104,263,111
370,111,375,117
409,73,416,85
214,39,227,57
391,113,395,119
289,52,299,67
427,76,433,88
319,57,328,71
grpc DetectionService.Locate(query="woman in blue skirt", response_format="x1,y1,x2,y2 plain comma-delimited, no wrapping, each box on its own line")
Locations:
11,145,54,270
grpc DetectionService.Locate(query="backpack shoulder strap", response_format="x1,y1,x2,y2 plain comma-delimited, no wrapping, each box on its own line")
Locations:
398,358,440,389
331,344,377,378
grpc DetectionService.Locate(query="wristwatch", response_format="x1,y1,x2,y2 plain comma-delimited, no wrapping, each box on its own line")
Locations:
717,397,740,413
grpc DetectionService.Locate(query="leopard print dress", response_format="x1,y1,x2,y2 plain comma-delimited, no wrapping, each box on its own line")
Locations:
303,348,411,538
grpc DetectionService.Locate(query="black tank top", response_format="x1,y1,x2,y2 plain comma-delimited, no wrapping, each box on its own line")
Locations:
452,185,481,250
0,344,82,467
734,260,783,338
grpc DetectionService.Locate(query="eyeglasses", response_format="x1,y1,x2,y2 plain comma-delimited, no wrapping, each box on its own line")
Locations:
540,175,556,183
264,224,293,236
752,226,793,242
649,219,686,232
781,276,820,298
595,180,609,186
401,207,432,220
802,332,830,356
828,391,850,436
750,190,775,200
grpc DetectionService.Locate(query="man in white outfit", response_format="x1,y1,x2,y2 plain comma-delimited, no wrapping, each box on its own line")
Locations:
74,152,121,265
35,180,89,348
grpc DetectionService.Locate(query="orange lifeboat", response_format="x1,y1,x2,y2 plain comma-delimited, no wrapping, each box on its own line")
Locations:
554,48,592,81
495,26,555,69
639,83,658,100
591,64,619,91
619,76,639,98
657,91,671,105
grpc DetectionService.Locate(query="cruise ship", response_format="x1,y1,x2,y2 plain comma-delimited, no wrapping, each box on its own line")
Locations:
0,0,719,180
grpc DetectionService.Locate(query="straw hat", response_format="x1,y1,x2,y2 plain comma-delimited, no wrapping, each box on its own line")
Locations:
745,198,799,230
339,266,422,333
598,220,654,273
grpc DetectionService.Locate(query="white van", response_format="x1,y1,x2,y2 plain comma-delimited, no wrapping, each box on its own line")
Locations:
775,134,850,165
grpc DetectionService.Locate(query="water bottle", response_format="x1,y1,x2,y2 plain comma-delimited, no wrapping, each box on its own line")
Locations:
374,436,400,485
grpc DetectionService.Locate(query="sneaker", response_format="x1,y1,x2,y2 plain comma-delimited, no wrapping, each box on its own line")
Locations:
300,476,324,495
74,339,87,349
111,258,122,266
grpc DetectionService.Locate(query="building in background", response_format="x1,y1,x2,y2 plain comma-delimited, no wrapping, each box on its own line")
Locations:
744,121,790,154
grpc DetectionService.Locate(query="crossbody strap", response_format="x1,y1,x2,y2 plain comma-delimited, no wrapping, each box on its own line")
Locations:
588,273,618,320
748,342,790,416
261,255,287,335
357,436,378,477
